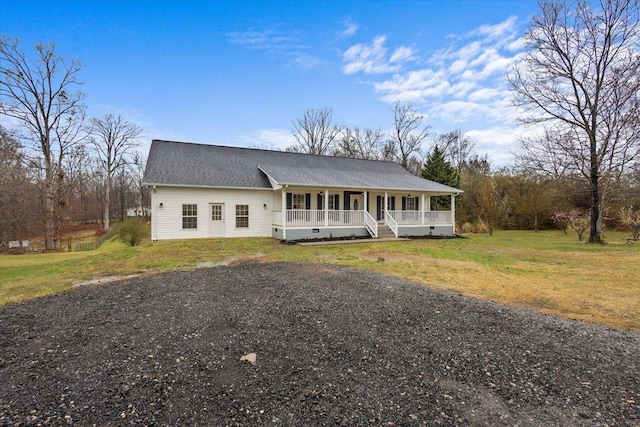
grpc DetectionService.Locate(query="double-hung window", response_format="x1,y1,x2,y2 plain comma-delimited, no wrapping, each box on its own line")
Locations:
182,204,198,229
292,194,305,210
236,204,249,228
406,197,416,211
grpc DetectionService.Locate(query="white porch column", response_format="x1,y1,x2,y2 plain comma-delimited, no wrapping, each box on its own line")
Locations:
421,193,425,225
384,191,388,218
282,188,287,240
364,191,368,213
451,194,456,232
324,189,329,227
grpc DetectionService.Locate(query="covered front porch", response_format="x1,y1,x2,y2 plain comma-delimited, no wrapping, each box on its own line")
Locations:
271,187,457,241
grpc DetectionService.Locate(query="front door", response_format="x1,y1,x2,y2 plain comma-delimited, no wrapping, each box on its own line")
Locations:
376,196,384,221
209,203,225,237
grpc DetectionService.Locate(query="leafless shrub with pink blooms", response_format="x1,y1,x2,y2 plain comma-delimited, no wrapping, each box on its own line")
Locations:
619,206,640,240
552,210,590,241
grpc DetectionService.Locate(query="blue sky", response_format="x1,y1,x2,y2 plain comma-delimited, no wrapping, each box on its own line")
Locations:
2,0,545,164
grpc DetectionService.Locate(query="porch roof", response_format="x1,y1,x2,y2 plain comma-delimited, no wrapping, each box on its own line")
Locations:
143,140,462,194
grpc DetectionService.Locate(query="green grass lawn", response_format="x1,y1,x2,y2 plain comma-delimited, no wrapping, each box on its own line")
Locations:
1,230,638,332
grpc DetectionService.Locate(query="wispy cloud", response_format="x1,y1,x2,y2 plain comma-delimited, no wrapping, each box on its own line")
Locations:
338,17,358,38
226,29,318,71
342,36,415,75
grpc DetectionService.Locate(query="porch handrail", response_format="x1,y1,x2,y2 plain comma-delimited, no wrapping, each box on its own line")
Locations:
423,211,452,224
364,211,378,238
285,209,365,227
385,211,398,237
387,210,421,224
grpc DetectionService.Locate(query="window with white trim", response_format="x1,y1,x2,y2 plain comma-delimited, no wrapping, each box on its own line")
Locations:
292,194,305,209
406,197,416,211
235,204,249,228
182,204,197,229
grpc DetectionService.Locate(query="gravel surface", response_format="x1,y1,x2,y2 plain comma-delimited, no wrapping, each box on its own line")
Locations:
1,261,638,426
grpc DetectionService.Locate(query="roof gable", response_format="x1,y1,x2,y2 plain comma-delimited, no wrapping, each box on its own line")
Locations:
142,140,461,193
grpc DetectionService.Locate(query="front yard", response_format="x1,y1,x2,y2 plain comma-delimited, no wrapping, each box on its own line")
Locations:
1,230,638,332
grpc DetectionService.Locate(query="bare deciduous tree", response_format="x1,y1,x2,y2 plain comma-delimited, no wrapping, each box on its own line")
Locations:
0,36,86,249
434,129,476,173
509,0,640,243
291,107,342,155
335,127,386,160
88,113,142,230
388,102,431,173
476,176,509,236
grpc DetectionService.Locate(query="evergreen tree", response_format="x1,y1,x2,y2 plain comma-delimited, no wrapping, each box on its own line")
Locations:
421,145,460,209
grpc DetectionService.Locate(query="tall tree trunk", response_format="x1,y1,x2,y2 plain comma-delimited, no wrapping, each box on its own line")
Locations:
589,138,602,243
104,173,111,230
43,158,59,250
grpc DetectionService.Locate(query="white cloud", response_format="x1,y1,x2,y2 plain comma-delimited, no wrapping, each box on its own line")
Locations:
389,46,415,63
238,128,296,151
344,16,525,124
468,87,501,102
342,36,414,75
375,69,450,103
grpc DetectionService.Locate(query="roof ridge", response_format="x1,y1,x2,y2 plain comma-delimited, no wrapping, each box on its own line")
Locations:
150,139,401,166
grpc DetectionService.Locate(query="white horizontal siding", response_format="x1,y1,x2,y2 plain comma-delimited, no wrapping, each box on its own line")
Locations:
151,186,272,240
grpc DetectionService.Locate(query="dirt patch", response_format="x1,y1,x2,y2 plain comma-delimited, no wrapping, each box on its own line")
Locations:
72,274,141,288
1,262,638,426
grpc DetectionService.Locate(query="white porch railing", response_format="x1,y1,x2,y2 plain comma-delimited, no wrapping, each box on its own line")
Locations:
385,211,398,237
364,211,378,238
387,210,453,225
285,209,365,227
424,211,453,224
387,210,421,224
274,209,452,228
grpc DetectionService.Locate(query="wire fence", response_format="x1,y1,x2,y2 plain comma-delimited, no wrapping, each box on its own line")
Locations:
74,227,115,252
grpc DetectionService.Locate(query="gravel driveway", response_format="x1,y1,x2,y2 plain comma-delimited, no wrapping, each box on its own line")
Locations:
1,261,638,426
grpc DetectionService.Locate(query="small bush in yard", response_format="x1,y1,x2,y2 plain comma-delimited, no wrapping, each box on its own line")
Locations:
115,218,149,246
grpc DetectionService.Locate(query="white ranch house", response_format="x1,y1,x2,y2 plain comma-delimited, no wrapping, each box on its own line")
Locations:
142,140,462,241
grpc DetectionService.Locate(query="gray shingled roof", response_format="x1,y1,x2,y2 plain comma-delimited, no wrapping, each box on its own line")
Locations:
142,140,461,193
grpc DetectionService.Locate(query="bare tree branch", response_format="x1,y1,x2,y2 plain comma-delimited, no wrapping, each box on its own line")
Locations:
291,107,343,155
388,102,431,173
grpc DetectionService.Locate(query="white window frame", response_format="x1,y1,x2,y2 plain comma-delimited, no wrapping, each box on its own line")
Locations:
182,204,198,229
235,204,249,228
